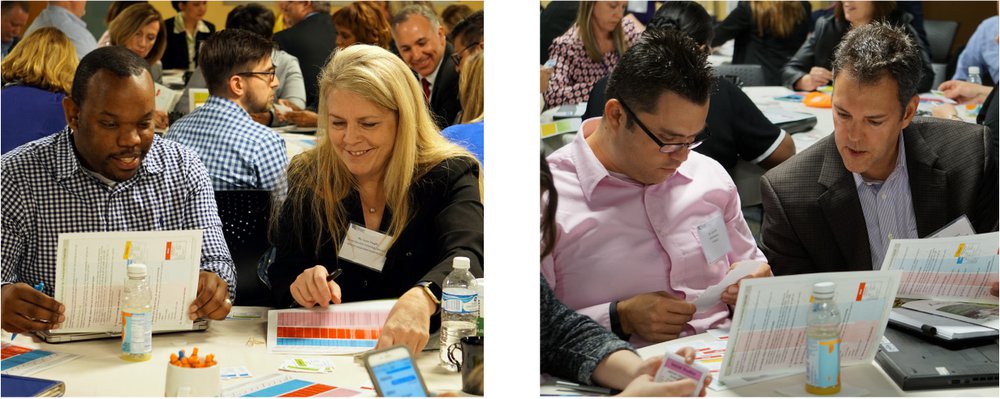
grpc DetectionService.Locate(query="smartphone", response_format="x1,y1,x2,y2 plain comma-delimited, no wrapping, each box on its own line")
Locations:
363,346,430,397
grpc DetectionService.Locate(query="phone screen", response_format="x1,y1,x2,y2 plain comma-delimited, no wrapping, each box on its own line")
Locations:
371,357,426,397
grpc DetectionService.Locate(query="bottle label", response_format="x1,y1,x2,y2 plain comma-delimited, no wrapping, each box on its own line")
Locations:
442,288,478,314
806,337,840,389
122,311,152,355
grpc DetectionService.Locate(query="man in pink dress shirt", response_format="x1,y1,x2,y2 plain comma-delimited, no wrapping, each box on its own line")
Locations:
542,29,771,348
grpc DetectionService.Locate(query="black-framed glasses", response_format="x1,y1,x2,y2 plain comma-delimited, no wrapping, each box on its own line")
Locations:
618,100,710,154
450,41,480,66
235,69,277,83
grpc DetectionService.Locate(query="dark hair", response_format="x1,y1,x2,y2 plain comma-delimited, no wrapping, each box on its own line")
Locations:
170,1,183,12
834,1,897,23
226,3,275,40
832,21,922,116
71,46,151,106
104,1,147,25
199,29,275,95
540,153,559,259
441,4,472,30
648,1,713,47
1,1,29,14
605,28,712,120
450,10,483,48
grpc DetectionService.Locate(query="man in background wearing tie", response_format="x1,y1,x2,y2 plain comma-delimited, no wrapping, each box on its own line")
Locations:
391,5,460,129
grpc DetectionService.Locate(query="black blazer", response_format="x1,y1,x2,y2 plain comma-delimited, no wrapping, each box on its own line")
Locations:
760,117,999,276
426,43,462,129
268,157,484,321
274,13,337,110
780,11,934,92
711,1,811,86
161,17,215,70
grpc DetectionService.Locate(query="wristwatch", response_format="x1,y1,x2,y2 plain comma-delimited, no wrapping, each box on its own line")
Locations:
415,281,441,315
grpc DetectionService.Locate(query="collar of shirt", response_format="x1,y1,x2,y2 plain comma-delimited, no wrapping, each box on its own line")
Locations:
202,95,254,119
571,117,694,201
421,52,445,86
44,5,87,29
53,127,165,183
173,13,211,35
852,133,908,190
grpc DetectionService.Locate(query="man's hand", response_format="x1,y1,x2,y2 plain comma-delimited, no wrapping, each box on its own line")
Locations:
938,80,991,104
284,110,318,127
375,287,435,355
154,110,169,129
290,265,342,308
249,111,272,126
617,291,695,342
189,271,232,320
1,283,65,333
795,67,833,91
990,281,998,297
720,262,772,306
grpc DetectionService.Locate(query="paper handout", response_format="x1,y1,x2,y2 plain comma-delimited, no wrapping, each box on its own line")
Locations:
692,260,764,313
880,232,999,304
267,300,396,354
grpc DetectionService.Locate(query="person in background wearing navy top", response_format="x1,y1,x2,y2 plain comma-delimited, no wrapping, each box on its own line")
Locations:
161,1,215,71
711,1,811,86
1,28,78,154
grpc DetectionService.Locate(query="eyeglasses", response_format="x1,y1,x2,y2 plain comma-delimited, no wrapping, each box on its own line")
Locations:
235,69,277,84
618,99,710,154
450,41,480,66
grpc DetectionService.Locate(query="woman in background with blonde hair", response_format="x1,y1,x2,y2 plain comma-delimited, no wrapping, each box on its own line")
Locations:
268,44,483,356
1,27,77,154
711,1,810,86
442,51,484,164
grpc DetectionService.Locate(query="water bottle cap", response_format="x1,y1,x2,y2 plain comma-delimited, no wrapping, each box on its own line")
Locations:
452,256,470,270
969,66,980,74
812,281,835,296
127,263,147,278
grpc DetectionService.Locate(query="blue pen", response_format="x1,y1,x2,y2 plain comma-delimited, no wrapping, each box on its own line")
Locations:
10,282,45,341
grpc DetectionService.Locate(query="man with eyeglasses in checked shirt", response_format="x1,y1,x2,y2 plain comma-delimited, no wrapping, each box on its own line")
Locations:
542,29,772,349
165,29,288,196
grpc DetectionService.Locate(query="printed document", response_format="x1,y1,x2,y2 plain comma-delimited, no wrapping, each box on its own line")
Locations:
880,232,998,303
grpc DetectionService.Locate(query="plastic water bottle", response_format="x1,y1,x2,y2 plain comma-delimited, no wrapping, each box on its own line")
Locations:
805,282,842,395
439,257,478,371
121,263,153,362
968,66,982,85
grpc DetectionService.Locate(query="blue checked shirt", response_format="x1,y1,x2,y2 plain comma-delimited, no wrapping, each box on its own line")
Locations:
1,128,237,300
165,96,289,194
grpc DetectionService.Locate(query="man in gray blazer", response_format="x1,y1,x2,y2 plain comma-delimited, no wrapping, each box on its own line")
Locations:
760,22,999,276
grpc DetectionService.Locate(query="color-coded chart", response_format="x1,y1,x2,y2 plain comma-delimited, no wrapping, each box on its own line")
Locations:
222,373,363,397
1,343,80,376
267,300,396,354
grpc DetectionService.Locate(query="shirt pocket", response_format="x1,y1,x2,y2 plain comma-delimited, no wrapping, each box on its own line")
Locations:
665,220,730,296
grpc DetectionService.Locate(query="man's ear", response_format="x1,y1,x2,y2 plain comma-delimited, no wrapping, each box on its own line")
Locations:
604,98,625,132
62,96,79,132
900,94,919,129
229,75,245,98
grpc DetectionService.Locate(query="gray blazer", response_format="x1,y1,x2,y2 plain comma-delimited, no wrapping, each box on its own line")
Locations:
760,117,998,276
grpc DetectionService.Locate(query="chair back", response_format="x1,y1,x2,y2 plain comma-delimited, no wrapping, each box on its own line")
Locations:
715,64,766,87
214,190,274,306
924,19,959,63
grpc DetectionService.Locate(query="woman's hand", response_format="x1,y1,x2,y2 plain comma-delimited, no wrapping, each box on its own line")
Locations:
375,287,436,355
290,265,342,307
619,347,710,397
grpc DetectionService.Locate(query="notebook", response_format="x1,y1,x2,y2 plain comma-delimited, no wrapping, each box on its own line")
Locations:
33,319,210,344
876,326,999,390
1,374,65,397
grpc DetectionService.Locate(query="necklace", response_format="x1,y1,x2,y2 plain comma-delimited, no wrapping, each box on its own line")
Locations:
368,207,376,214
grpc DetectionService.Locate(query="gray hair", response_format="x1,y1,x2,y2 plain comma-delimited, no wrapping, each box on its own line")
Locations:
832,22,922,117
309,1,331,14
391,4,440,31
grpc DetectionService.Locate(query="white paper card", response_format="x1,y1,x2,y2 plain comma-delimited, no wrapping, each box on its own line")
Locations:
697,212,732,264
692,260,764,313
928,215,976,238
338,223,392,273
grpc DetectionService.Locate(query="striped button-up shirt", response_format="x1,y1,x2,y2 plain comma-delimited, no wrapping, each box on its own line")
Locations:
854,134,918,269
1,128,237,300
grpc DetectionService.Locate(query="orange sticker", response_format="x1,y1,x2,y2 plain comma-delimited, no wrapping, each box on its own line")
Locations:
856,282,866,301
165,241,172,260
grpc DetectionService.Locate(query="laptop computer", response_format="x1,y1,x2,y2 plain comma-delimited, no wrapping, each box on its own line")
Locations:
876,326,999,390
33,319,210,344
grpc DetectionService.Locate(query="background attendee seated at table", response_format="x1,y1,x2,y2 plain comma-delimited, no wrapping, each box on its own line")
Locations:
165,29,288,194
710,1,811,86
449,9,483,71
585,1,795,171
98,1,147,47
1,47,236,334
442,52,484,164
441,4,471,39
332,2,392,49
543,1,641,108
161,1,215,71
950,13,998,85
761,22,999,276
781,0,933,92
267,44,483,356
1,28,77,154
539,156,709,397
544,29,771,348
24,1,97,61
1,1,29,59
107,3,168,129
275,0,335,110
391,5,461,129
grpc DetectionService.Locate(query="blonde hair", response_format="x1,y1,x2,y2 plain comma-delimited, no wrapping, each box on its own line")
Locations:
750,1,806,38
280,44,479,253
1,27,77,94
576,1,627,62
108,3,166,64
458,52,483,124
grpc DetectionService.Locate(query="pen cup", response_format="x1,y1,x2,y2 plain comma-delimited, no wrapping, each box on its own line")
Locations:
164,362,220,397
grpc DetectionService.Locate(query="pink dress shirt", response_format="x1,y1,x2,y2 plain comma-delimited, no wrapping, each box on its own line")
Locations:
542,118,766,347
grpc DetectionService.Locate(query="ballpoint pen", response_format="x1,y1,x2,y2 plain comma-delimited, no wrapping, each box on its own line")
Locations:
10,282,45,341
326,268,343,282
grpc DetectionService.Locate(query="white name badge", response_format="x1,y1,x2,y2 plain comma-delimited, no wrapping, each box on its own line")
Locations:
338,223,393,272
697,212,732,264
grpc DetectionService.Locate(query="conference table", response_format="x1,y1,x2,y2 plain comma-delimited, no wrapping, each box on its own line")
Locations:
4,306,462,396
